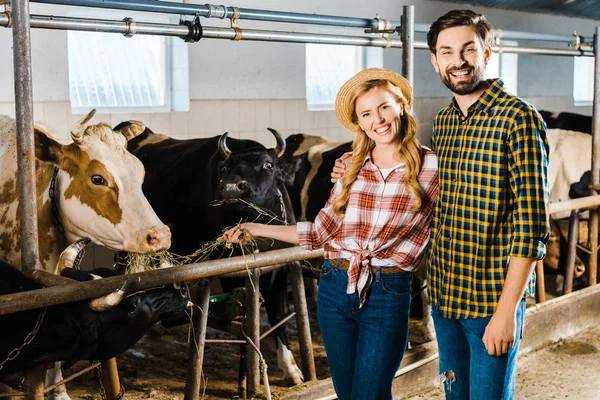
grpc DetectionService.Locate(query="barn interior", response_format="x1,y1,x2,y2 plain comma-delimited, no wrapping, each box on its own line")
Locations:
0,0,599,399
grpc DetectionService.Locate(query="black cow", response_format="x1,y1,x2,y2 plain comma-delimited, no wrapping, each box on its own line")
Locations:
0,259,189,376
280,133,435,343
114,123,304,387
539,109,592,134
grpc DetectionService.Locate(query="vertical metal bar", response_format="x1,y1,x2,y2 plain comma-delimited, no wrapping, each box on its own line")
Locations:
535,260,546,303
401,5,414,86
564,210,580,295
289,261,316,381
13,2,43,397
24,365,45,400
13,0,39,275
245,271,261,396
184,279,211,400
586,33,599,291
100,358,121,400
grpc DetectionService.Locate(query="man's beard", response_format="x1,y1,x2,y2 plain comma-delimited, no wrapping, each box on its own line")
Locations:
440,63,486,95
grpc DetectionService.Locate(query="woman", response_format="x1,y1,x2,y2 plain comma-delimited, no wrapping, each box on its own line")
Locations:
224,68,438,400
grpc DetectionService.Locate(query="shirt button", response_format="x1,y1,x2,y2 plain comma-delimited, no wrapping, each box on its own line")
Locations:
452,178,457,182
461,120,467,125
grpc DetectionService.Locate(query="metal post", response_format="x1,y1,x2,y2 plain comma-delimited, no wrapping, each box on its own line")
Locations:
100,358,121,400
401,5,414,86
535,260,546,303
590,26,600,288
12,1,43,398
24,365,45,400
184,279,211,400
564,210,580,294
289,261,316,381
245,271,261,396
13,0,39,277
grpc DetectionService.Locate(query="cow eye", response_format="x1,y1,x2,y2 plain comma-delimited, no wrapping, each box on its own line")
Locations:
263,162,273,170
91,175,107,186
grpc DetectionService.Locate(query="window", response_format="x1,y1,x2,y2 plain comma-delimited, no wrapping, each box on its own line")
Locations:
574,56,594,105
485,41,518,95
306,44,383,111
67,13,189,113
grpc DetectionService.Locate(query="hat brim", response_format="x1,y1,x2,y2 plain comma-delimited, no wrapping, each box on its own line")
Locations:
335,68,413,132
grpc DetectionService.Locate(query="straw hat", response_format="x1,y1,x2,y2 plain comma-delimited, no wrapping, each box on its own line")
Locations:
335,68,413,132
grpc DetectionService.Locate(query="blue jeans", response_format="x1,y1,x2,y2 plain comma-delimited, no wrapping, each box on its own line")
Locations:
431,299,526,400
317,259,412,400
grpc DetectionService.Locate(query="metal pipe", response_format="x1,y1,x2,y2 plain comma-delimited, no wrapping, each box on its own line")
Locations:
31,0,396,29
100,358,121,400
589,25,600,287
401,6,414,86
564,210,580,295
259,311,296,341
245,270,261,396
184,279,211,400
535,260,546,303
13,0,39,278
29,0,595,43
24,365,45,400
549,195,600,215
0,247,324,316
289,261,316,382
0,14,595,57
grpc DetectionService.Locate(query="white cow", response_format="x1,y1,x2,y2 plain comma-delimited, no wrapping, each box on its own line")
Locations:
547,128,591,219
0,111,171,399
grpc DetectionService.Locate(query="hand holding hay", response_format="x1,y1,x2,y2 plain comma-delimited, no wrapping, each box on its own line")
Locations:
223,223,259,244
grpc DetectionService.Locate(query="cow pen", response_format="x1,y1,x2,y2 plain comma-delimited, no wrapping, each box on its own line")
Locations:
1,1,600,399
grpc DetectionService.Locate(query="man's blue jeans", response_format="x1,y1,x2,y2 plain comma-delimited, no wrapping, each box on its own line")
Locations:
317,259,412,400
431,299,526,400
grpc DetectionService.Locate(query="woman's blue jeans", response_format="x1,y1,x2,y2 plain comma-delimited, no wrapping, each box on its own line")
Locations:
317,259,412,400
431,299,526,400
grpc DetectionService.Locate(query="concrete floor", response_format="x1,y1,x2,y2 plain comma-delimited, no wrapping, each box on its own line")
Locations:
405,323,600,400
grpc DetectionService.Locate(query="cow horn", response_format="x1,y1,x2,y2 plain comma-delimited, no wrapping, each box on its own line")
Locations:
218,132,232,159
57,239,91,273
71,109,97,144
116,120,146,141
89,280,129,312
268,128,286,158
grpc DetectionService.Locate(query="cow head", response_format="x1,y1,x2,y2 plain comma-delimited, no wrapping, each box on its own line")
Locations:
217,128,286,208
35,110,171,253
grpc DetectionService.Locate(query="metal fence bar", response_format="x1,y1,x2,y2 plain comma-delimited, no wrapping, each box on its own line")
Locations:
401,5,414,86
0,13,594,57
30,0,595,43
588,26,600,288
0,247,324,316
12,0,39,276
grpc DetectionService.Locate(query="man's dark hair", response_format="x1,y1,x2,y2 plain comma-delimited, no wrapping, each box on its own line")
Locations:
427,9,494,54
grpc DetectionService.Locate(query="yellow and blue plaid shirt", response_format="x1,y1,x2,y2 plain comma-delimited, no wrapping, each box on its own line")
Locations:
427,79,550,319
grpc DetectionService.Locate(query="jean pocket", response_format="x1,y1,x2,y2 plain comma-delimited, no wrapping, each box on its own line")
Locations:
380,273,412,297
319,261,334,279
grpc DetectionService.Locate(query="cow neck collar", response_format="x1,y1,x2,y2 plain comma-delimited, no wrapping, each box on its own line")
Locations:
49,166,66,240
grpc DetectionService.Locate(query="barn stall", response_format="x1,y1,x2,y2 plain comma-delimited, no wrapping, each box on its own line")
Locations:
1,0,600,399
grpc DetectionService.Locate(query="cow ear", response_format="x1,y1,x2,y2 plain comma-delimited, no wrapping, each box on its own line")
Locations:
280,156,303,186
34,127,65,166
115,120,146,142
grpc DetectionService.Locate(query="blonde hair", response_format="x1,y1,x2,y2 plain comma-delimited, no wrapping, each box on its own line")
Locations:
332,80,424,216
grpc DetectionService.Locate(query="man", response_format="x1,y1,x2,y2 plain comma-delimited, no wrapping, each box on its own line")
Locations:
333,9,550,400
425,9,549,399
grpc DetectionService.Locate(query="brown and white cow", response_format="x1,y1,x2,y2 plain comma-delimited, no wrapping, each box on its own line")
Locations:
0,111,171,400
0,111,171,273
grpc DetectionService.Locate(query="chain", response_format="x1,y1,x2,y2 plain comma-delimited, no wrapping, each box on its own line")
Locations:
49,166,66,239
0,307,47,372
276,188,288,225
95,362,125,400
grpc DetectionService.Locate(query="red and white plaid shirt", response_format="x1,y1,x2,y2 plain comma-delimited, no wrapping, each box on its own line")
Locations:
297,149,439,307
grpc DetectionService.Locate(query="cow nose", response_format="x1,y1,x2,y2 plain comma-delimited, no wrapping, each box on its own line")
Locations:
237,180,248,191
144,225,172,252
